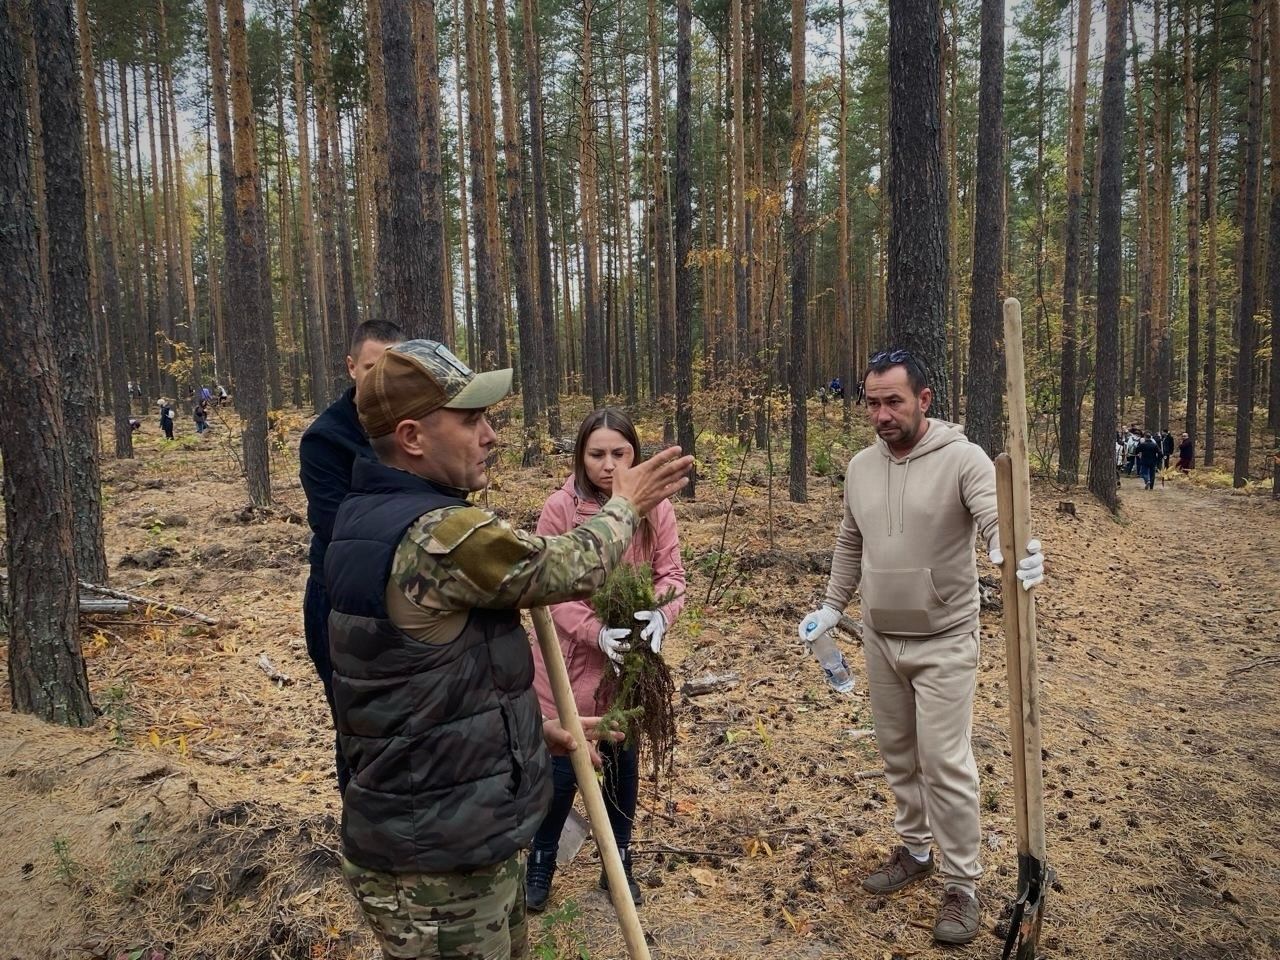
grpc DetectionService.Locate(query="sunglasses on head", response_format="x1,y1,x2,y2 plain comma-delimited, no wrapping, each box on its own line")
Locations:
869,348,913,365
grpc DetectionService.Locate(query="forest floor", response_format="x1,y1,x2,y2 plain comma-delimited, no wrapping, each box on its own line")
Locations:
1,397,1278,960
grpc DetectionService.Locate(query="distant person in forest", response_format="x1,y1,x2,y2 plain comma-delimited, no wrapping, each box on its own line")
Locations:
1178,432,1193,472
1160,428,1175,469
798,347,1044,946
200,385,213,404
194,400,210,435
159,399,175,440
1124,430,1140,476
1115,436,1125,486
299,319,404,793
216,383,229,405
829,376,844,398
1136,431,1161,490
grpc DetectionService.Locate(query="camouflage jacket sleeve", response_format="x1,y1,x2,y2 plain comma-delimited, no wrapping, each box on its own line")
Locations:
392,496,640,612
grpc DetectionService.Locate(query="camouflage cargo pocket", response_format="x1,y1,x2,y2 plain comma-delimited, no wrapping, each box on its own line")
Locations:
342,855,524,960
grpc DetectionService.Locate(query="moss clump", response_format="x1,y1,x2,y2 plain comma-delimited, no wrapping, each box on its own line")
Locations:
592,563,677,783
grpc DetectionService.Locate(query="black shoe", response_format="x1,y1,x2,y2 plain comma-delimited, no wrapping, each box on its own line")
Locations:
526,848,556,913
599,846,644,904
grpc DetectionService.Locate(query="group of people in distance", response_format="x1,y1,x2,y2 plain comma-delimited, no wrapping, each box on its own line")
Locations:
300,328,1046,958
1116,424,1192,490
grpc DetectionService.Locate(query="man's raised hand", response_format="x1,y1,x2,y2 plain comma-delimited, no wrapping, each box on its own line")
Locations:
612,446,694,516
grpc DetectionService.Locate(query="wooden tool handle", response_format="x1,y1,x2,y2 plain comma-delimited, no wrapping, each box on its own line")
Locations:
530,607,651,960
995,453,1030,856
1002,298,1048,861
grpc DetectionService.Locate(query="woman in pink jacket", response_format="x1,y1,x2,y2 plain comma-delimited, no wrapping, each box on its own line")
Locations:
526,408,686,912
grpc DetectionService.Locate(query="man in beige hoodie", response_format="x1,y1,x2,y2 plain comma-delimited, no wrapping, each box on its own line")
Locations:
799,349,1044,945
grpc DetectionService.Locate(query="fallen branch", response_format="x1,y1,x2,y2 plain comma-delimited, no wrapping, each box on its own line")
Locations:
681,672,740,697
853,769,886,781
78,580,219,625
1227,656,1280,678
257,653,295,686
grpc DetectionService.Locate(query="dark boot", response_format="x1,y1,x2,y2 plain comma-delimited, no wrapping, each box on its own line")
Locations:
599,846,643,904
525,848,556,913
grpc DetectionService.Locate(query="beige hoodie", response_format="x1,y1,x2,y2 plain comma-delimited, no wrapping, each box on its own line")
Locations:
822,418,998,639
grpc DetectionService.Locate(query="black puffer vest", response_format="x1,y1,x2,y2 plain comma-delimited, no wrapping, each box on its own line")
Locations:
326,459,550,874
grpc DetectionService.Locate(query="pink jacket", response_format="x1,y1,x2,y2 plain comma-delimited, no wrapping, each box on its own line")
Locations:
531,475,686,719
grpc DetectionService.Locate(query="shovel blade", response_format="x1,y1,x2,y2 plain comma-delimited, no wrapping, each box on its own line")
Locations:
1001,855,1052,960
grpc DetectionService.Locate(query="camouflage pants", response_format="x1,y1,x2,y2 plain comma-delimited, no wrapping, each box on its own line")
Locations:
342,853,528,960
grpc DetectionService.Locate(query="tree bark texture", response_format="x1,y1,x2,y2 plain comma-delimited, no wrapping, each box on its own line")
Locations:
76,0,132,458
379,0,432,337
788,0,808,503
520,0,560,435
675,0,696,497
1090,0,1126,512
965,0,1005,459
887,0,950,419
290,0,326,411
34,0,107,584
414,0,447,341
226,0,272,505
1233,0,1263,488
492,0,543,462
1185,0,1201,451
1058,0,1091,482
462,0,500,367
0,0,95,725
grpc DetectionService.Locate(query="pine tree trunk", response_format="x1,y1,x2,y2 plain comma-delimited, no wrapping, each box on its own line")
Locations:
34,0,108,584
227,0,272,504
312,14,346,397
1205,0,1221,465
788,0,808,503
576,0,603,403
1129,5,1153,426
1059,0,1091,482
520,0,560,433
414,0,448,341
1090,0,1126,511
206,0,238,389
291,0,325,412
837,0,853,429
965,0,1005,459
887,0,949,418
379,0,431,336
493,0,542,462
1268,0,1280,439
0,0,94,725
1185,0,1202,449
675,0,696,496
1234,0,1263,487
649,0,674,435
731,0,748,440
453,0,476,364
462,0,500,366
366,0,391,319
76,0,132,457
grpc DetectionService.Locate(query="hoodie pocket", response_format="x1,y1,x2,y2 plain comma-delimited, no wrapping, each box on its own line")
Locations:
860,567,951,637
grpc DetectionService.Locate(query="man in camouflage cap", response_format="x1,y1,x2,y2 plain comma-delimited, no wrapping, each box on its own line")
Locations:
325,340,692,959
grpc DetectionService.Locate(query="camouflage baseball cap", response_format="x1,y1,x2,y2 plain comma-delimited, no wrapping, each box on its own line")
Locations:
358,339,512,438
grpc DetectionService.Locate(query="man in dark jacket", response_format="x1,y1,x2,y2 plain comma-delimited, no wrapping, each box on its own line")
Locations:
329,340,692,959
299,319,402,792
1137,431,1161,489
1160,428,1175,469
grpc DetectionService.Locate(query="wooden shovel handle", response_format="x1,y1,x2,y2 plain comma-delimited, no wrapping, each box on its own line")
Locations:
995,454,1030,856
1002,298,1048,862
530,607,652,960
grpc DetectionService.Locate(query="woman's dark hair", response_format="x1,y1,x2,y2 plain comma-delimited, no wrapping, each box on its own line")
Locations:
572,408,653,553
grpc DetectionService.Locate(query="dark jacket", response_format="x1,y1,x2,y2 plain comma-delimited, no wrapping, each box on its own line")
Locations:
326,459,550,874
1160,433,1175,457
1137,438,1161,466
300,387,375,576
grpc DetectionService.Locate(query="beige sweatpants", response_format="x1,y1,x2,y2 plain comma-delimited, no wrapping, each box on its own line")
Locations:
862,623,982,893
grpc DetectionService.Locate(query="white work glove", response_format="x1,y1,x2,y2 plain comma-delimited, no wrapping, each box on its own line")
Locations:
797,605,842,648
988,538,1046,591
634,609,667,654
597,626,632,665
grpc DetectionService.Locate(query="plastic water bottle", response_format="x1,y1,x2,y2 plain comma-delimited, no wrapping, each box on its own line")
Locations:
805,623,856,695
